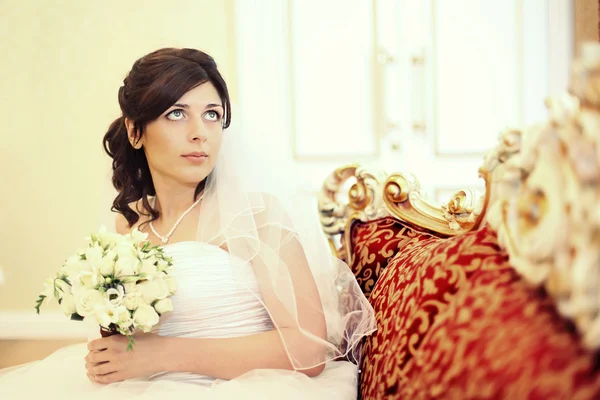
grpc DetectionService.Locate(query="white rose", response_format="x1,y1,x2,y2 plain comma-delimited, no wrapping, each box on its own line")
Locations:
137,279,169,303
133,304,159,332
115,257,140,277
140,259,157,276
116,306,133,330
122,292,141,311
154,298,173,315
60,293,77,317
75,289,104,317
121,282,138,309
106,285,125,306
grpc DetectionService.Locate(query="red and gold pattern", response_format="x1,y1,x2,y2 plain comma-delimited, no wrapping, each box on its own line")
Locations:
349,217,434,298
402,266,600,399
359,225,600,399
359,226,507,399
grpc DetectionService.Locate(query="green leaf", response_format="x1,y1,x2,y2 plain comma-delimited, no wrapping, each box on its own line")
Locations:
126,335,135,352
34,295,46,315
70,313,84,321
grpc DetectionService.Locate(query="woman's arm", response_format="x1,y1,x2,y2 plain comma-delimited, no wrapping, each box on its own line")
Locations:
87,206,327,384
159,327,324,379
87,324,322,383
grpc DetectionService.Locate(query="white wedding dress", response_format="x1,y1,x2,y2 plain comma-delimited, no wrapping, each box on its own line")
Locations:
0,241,358,399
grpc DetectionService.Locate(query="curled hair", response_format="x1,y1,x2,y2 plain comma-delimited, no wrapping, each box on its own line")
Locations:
102,48,231,227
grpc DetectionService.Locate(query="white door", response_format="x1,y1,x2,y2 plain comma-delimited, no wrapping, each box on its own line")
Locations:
378,0,573,203
233,0,572,207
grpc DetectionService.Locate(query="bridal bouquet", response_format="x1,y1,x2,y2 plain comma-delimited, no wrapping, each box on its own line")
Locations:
35,227,176,350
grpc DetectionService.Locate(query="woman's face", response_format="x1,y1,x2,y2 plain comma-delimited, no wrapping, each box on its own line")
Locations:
129,82,224,188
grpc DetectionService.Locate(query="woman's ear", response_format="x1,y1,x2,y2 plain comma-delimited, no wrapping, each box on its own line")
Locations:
124,118,143,149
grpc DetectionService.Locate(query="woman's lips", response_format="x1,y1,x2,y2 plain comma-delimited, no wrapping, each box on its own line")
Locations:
182,152,208,164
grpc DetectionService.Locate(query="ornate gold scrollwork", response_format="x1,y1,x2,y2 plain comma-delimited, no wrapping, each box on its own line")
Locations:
382,172,479,236
319,164,482,263
318,164,389,263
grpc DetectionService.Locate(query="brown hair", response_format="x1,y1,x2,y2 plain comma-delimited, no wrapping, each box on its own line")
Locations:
102,48,231,227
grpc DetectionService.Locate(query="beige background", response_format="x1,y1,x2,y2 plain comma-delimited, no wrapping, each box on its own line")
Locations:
0,0,236,313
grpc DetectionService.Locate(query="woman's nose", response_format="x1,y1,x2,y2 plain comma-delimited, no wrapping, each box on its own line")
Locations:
189,119,208,142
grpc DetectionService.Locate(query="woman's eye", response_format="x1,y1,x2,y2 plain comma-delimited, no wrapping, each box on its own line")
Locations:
205,110,221,122
166,109,185,121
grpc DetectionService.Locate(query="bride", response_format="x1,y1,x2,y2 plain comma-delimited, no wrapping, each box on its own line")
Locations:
0,48,375,399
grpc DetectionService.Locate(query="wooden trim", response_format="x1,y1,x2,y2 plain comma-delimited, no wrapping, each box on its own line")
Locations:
574,0,599,51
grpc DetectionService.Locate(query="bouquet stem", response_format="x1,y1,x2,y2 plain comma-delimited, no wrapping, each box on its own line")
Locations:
100,326,119,338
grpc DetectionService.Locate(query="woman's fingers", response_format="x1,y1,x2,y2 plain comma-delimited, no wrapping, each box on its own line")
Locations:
85,350,112,364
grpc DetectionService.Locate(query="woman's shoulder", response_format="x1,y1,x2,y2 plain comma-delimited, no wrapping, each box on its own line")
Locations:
115,213,130,235
115,198,152,235
248,192,294,225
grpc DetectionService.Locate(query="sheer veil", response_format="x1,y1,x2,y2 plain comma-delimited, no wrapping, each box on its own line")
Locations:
97,117,376,371
194,121,376,370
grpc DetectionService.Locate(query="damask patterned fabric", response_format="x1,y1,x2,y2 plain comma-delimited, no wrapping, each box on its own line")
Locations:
349,217,434,298
358,225,600,399
402,266,600,399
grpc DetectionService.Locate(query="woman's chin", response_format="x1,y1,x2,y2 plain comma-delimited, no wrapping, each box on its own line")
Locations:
178,171,212,186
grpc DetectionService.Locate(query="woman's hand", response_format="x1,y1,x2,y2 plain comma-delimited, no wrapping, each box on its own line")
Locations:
85,333,164,384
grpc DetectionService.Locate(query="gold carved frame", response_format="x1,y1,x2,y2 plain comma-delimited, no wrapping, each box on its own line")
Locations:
318,164,485,265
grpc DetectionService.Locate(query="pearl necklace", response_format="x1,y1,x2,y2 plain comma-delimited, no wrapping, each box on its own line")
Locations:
149,196,203,244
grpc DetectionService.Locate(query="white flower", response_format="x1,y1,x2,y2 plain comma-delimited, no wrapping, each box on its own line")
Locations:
106,285,125,306
122,283,141,310
78,262,103,288
133,304,160,332
114,241,137,260
154,298,173,315
98,250,117,276
85,244,104,267
156,259,172,272
94,302,120,328
116,307,134,331
137,279,169,303
41,277,55,298
140,259,157,276
55,279,72,299
123,282,137,293
129,229,148,245
60,293,77,317
95,226,122,249
122,292,142,311
115,257,140,277
164,276,177,294
61,254,83,281
75,289,104,317
69,276,84,296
